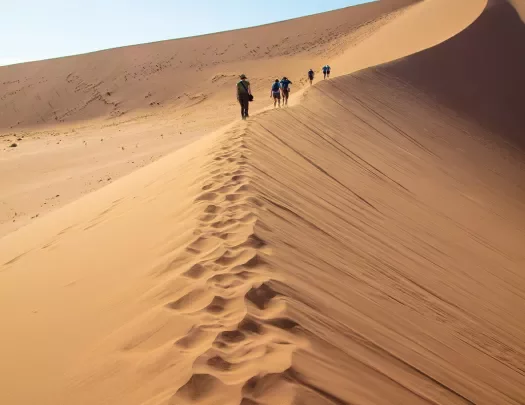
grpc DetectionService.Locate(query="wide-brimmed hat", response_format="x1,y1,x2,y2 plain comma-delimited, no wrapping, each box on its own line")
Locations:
240,74,247,79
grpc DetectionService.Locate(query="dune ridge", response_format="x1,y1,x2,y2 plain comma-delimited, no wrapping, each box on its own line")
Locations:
1,1,525,405
63,57,525,403
43,123,308,405
0,0,422,237
0,0,488,239
241,71,525,404
0,0,416,132
0,0,486,238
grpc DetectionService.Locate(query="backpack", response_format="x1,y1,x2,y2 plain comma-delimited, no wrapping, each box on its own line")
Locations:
281,80,290,90
239,81,254,101
272,82,280,92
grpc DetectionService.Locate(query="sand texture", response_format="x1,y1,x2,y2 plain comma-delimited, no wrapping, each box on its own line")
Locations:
1,1,524,404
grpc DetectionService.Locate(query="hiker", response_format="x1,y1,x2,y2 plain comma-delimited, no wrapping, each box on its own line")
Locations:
280,76,292,105
270,79,281,108
322,64,331,79
308,69,314,85
236,74,252,120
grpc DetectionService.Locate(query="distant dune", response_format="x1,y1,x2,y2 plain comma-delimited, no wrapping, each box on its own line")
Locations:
0,0,416,131
1,1,525,405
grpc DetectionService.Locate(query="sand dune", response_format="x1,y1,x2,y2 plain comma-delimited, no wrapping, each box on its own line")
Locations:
0,0,485,238
0,0,418,237
1,0,525,404
331,0,487,75
0,0,415,131
245,72,525,404
0,0,486,238
383,0,525,147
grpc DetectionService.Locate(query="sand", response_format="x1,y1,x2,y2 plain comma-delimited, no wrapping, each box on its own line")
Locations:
1,0,525,404
0,0,417,237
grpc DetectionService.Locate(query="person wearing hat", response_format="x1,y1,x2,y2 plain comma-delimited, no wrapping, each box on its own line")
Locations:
236,74,252,120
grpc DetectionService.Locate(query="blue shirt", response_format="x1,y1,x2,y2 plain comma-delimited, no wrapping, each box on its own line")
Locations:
272,82,281,92
280,79,292,89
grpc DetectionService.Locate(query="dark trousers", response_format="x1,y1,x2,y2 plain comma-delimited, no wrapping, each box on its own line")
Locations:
238,93,250,118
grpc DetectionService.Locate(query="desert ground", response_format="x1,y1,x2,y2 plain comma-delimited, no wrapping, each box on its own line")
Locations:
1,0,524,404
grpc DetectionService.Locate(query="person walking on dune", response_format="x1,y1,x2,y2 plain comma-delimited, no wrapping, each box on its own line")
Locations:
280,76,292,106
308,69,315,85
322,64,331,79
270,79,281,108
236,74,252,120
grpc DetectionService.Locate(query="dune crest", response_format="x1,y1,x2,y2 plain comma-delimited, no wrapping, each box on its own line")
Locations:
1,1,525,405
332,0,487,75
49,124,308,405
0,0,416,131
0,0,421,237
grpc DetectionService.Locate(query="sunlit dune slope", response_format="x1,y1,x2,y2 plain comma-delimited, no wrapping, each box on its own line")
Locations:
1,0,525,405
331,0,487,76
243,69,525,405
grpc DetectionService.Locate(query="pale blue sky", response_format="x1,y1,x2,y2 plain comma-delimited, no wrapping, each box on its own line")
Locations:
1,0,373,65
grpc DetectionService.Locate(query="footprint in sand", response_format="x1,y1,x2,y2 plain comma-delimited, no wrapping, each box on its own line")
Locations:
166,288,215,313
195,192,218,202
182,263,211,279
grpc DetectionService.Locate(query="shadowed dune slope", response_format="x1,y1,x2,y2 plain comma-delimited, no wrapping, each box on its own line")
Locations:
244,70,525,405
381,0,525,147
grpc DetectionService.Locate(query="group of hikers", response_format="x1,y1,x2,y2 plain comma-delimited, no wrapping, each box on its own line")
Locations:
236,64,331,120
307,65,331,85
270,76,293,108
